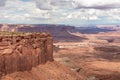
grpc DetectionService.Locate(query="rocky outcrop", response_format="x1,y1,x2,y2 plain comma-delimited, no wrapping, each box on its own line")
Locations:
0,24,10,32
0,33,53,76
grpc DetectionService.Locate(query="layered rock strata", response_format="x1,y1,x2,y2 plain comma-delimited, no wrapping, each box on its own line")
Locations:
0,33,53,76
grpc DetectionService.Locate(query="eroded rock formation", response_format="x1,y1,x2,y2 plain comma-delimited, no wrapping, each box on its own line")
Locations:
0,33,53,76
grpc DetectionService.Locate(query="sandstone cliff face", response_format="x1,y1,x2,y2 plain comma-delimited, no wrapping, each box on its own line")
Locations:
0,33,53,76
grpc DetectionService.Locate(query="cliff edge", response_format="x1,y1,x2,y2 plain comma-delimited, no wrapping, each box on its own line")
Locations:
0,32,53,76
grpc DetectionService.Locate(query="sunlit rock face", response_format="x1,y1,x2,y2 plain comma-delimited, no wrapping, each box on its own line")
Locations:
0,24,10,32
0,33,53,76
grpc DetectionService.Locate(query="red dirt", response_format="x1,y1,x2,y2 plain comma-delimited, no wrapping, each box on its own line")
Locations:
1,61,84,80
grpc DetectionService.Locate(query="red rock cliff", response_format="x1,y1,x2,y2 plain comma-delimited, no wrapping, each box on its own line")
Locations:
0,33,53,76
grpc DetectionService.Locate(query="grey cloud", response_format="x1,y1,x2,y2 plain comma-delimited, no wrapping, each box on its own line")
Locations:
76,3,120,10
32,0,53,10
0,0,7,6
32,0,75,10
33,0,120,10
50,0,74,8
29,17,49,21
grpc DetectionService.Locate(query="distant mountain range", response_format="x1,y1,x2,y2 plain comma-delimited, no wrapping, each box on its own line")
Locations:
76,27,115,34
0,24,118,42
0,24,86,42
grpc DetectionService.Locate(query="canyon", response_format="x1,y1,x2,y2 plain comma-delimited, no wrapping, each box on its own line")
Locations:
0,32,84,80
0,24,120,80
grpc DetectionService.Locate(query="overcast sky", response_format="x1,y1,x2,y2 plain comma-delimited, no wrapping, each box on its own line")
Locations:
0,0,120,25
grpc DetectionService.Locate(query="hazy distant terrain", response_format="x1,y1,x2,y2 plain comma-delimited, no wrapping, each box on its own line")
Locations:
1,24,119,42
17,24,87,42
76,27,115,34
0,24,120,80
54,25,120,80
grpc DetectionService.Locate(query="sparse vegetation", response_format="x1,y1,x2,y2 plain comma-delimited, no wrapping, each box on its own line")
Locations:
0,31,46,36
